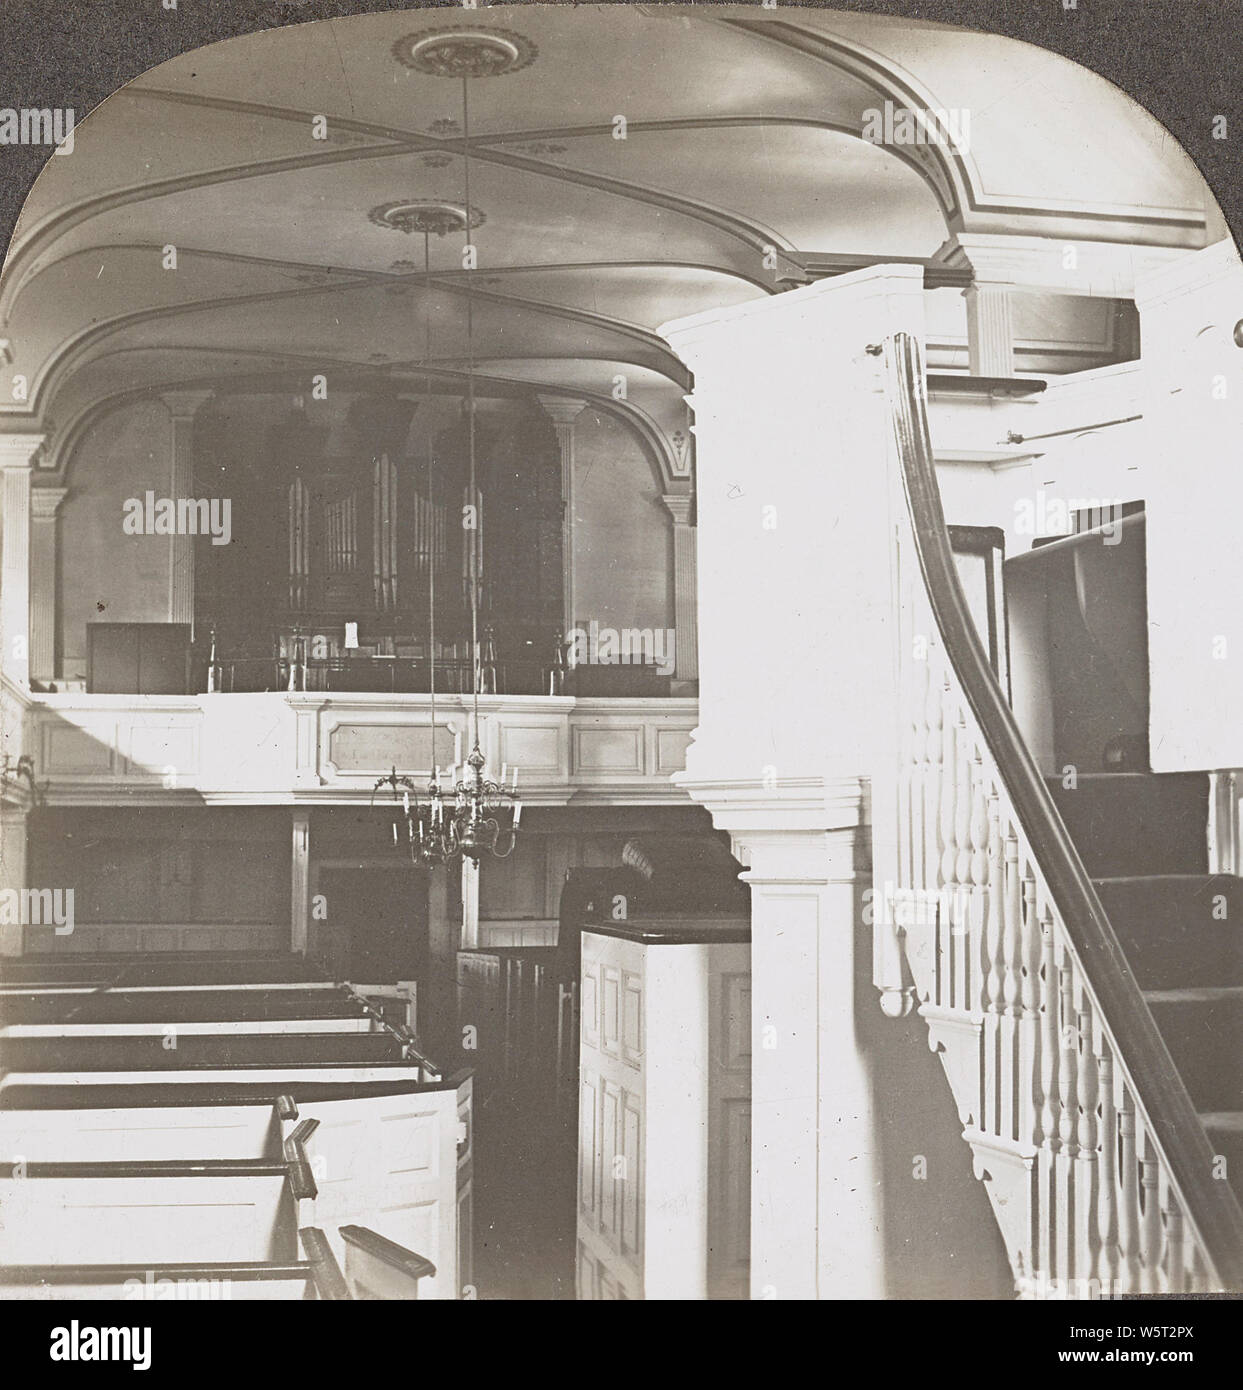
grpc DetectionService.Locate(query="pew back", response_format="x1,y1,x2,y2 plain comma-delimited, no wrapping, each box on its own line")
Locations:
0,1171,295,1264
0,1102,285,1163
291,1072,473,1300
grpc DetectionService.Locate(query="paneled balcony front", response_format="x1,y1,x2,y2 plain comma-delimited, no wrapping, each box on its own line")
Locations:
25,690,698,808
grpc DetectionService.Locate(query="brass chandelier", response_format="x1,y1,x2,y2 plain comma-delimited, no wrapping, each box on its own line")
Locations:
372,26,532,866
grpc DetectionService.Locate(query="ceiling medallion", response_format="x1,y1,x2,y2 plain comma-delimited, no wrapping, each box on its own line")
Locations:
392,26,537,79
368,200,486,237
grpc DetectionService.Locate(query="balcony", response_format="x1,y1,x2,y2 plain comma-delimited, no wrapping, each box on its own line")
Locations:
25,690,698,808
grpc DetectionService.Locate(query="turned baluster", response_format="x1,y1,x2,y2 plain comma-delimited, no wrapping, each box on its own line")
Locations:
1018,877,1041,1146
965,756,990,1014
1074,997,1100,1284
980,799,1005,1136
937,689,961,1007
983,804,1005,1014
923,655,944,896
1139,1128,1163,1293
1055,953,1079,1280
1036,908,1060,1283
1117,1086,1141,1291
951,717,974,1008
905,643,930,891
1002,838,1022,1014
1164,1190,1186,1294
996,837,1022,1140
1096,1039,1120,1292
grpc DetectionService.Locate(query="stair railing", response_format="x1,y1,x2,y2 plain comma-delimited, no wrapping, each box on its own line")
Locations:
875,331,1243,1296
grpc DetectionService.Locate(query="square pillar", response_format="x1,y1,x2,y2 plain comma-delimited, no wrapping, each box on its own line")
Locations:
537,395,587,636
162,391,213,637
660,491,698,685
29,487,67,685
291,811,311,956
661,267,927,1298
0,807,28,956
461,856,480,950
0,434,43,688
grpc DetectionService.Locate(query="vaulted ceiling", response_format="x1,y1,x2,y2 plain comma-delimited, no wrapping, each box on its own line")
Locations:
0,3,1215,476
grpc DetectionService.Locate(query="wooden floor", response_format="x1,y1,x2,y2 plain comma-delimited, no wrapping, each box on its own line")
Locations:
473,1090,576,1300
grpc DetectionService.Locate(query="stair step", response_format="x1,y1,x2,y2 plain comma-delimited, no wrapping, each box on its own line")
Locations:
1092,875,1243,990
1143,990,1243,1113
1047,773,1208,878
1200,1112,1243,1203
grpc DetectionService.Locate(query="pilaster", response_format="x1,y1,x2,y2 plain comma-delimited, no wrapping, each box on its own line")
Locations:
537,394,587,636
660,491,698,685
29,487,67,684
163,391,214,636
0,434,44,688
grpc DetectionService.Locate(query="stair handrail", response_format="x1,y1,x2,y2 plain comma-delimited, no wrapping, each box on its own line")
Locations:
882,329,1243,1291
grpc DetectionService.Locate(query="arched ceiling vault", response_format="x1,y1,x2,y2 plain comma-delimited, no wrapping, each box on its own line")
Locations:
0,3,1214,484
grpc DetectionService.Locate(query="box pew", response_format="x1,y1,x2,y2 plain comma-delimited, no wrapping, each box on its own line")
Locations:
0,1117,320,1270
0,1032,408,1072
0,988,360,1027
0,1077,443,1111
0,1097,295,1164
1,1018,379,1038
289,1071,474,1300
0,1066,434,1102
0,1168,296,1265
0,1226,438,1301
0,954,325,989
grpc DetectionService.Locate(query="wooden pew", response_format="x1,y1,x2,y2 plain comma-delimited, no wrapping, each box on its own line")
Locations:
0,1168,296,1264
0,1226,348,1301
0,1118,320,1268
0,1032,408,1071
0,1097,295,1163
0,1069,435,1105
340,1225,435,1299
1,1018,379,1038
0,954,325,989
0,988,360,1027
292,1072,474,1300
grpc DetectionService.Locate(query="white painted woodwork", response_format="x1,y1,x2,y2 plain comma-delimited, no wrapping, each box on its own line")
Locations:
576,923,750,1300
0,1173,293,1264
290,1074,472,1301
875,363,1221,1295
0,1018,376,1037
0,1274,303,1302
25,693,698,807
0,1104,282,1163
29,487,66,684
661,267,927,1299
0,437,43,691
0,1064,427,1092
1136,240,1243,771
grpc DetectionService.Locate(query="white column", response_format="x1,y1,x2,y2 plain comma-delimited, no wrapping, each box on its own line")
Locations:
163,392,213,637
695,787,883,1298
0,807,28,956
661,266,927,1299
29,487,67,685
537,395,587,635
461,857,480,950
0,434,43,688
660,491,698,686
291,811,311,956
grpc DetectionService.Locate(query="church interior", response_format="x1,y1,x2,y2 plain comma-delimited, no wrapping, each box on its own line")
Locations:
1,4,1241,1300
